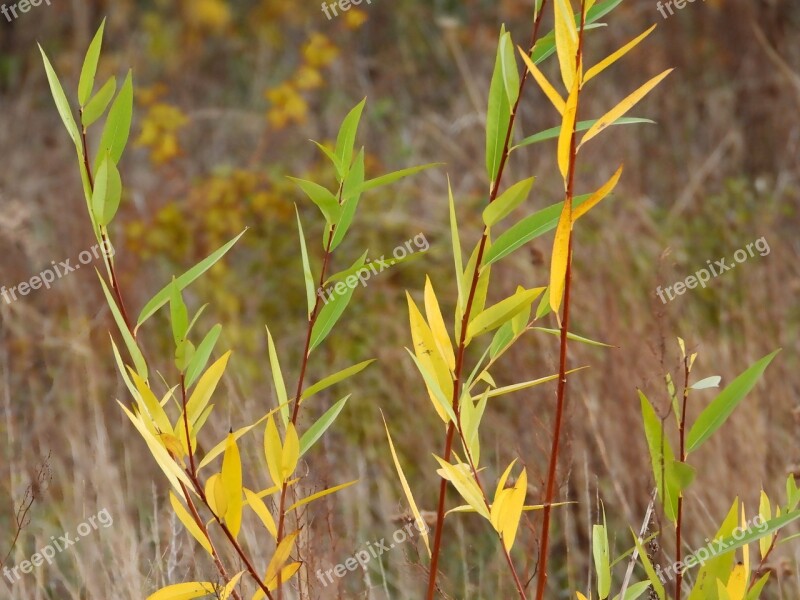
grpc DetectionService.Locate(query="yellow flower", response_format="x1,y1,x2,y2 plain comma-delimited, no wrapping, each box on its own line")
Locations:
344,8,368,29
302,33,339,68
136,103,190,165
185,0,232,32
265,83,308,128
294,66,323,91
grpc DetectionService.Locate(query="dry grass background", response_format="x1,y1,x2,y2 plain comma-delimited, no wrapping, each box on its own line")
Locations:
1,0,799,598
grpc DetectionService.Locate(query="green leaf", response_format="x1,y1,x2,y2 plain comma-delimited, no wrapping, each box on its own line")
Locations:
97,271,147,381
448,178,464,308
266,325,289,427
489,321,516,358
185,324,221,388
335,98,366,171
483,177,535,227
78,19,106,106
136,230,246,331
631,528,666,600
288,177,340,225
499,29,520,105
38,45,81,148
294,207,316,317
329,148,364,251
94,70,133,172
512,117,655,151
361,163,441,193
612,581,653,600
686,349,781,453
483,193,593,266
311,139,343,177
467,287,545,342
486,31,513,182
299,395,350,457
302,360,375,401
169,279,189,345
593,520,611,599
530,327,613,347
639,390,678,522
82,76,117,128
309,253,365,352
91,153,122,227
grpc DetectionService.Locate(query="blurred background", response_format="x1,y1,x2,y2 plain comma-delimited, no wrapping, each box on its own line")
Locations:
1,0,799,598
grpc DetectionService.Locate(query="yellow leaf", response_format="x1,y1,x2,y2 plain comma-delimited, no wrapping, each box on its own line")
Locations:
584,25,657,84
549,201,573,313
129,369,173,435
286,479,359,512
266,561,302,592
424,276,456,371
434,457,490,520
266,326,289,426
572,165,623,222
580,69,673,148
146,581,216,600
198,412,272,471
554,0,579,91
518,46,565,115
576,593,590,600
491,488,513,532
281,422,299,481
220,572,245,600
482,368,587,399
500,468,527,551
221,433,243,538
205,473,227,519
759,491,772,559
119,401,194,496
467,287,545,342
186,351,231,424
740,504,750,591
382,413,431,557
265,530,299,587
407,292,453,423
557,74,581,184
264,415,283,486
169,491,213,556
244,488,277,540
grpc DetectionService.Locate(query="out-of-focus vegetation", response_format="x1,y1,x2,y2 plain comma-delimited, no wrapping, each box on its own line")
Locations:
1,0,799,598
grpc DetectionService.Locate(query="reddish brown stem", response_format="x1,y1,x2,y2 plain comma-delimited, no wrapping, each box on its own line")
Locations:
534,5,587,598
675,358,690,600
425,7,550,598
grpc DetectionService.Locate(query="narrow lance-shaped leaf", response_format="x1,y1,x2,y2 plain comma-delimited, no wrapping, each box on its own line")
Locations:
82,75,117,128
335,98,366,171
549,198,572,313
299,395,350,457
185,324,222,389
583,24,657,84
580,69,673,148
97,271,147,380
288,177,340,225
78,19,106,106
302,360,375,401
686,349,781,453
221,433,243,538
168,491,213,556
309,253,366,352
553,0,579,91
448,177,465,307
361,162,442,192
38,45,81,148
572,165,623,222
382,413,431,557
295,207,316,317
486,30,514,182
136,229,246,331
265,325,289,426
518,46,565,115
94,70,133,172
482,177,535,227
512,117,654,152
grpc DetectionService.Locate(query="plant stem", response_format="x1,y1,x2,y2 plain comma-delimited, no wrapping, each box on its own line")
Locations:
675,359,690,600
425,8,549,598
534,5,587,598
275,228,335,600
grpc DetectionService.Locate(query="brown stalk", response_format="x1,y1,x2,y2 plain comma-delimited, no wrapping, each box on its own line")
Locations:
79,119,267,599
425,6,549,599
534,3,588,598
275,215,338,600
675,357,690,600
